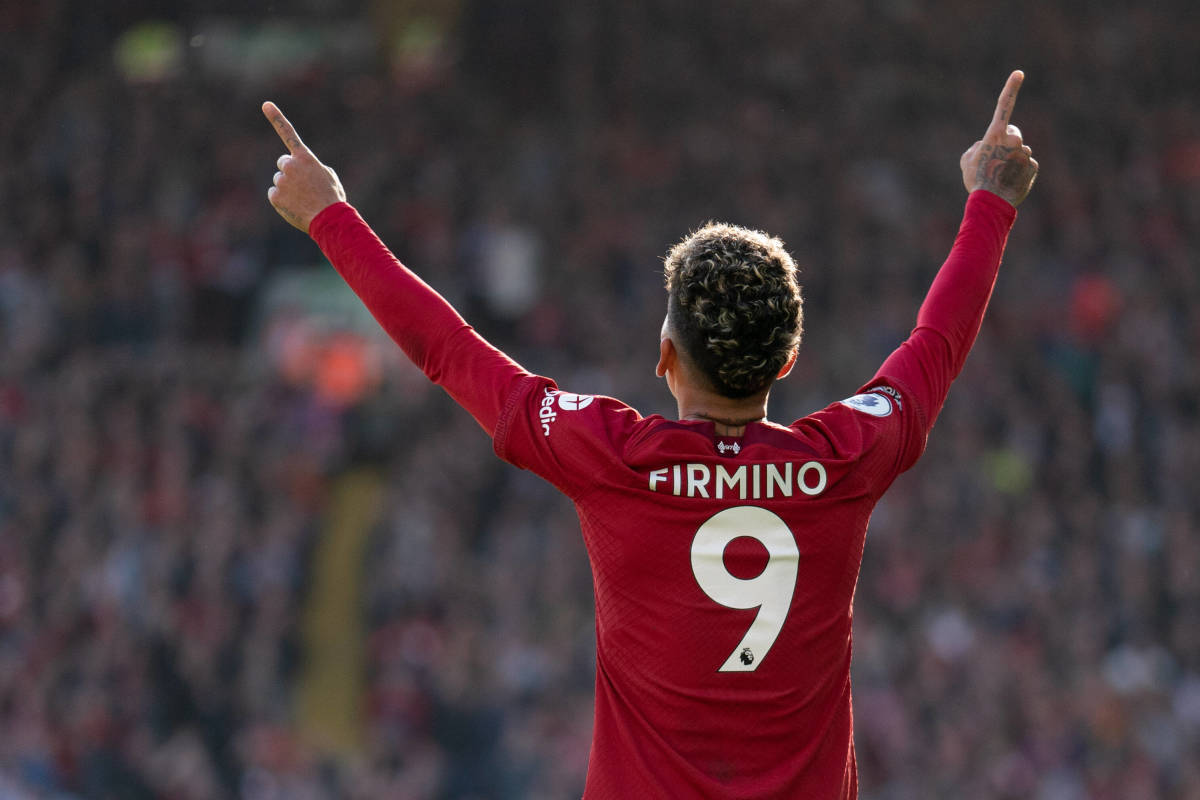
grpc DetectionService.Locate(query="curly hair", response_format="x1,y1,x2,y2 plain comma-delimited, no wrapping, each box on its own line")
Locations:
663,222,803,399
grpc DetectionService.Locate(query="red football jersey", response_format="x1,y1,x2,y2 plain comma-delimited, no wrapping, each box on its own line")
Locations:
310,190,1017,798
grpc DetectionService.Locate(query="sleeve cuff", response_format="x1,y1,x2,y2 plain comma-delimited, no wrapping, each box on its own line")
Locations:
308,201,357,244
967,189,1019,224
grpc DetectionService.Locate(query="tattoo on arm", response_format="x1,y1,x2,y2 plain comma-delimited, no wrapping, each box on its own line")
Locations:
276,204,305,230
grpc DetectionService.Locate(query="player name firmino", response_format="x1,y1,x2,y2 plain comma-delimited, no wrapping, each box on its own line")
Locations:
648,461,827,499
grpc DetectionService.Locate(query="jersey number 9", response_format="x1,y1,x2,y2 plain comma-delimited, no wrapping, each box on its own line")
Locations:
690,506,799,672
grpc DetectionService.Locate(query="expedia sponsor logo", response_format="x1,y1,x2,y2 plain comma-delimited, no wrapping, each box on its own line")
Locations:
556,392,593,411
540,388,594,436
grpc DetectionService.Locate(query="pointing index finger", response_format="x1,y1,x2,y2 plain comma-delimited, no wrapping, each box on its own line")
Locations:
262,101,310,156
987,70,1024,138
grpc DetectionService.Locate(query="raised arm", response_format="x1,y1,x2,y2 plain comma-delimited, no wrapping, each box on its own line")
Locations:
871,72,1038,463
262,102,530,434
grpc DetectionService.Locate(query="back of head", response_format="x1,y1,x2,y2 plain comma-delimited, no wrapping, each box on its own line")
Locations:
663,223,804,399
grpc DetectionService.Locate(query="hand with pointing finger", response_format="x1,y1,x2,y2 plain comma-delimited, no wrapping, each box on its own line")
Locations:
960,71,1039,207
263,101,346,233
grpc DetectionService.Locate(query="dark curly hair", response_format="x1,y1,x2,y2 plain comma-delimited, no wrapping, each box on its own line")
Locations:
664,222,803,399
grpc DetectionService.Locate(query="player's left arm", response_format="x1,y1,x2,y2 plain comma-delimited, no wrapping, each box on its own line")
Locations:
262,102,530,434
870,71,1038,466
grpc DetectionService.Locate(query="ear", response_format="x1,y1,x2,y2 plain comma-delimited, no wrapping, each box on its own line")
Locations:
777,348,798,380
656,336,675,379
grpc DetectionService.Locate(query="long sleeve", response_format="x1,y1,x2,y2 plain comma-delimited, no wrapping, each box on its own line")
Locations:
869,189,1017,466
308,202,531,435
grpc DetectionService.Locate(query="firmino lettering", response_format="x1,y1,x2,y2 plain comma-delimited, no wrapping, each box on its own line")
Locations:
647,461,827,499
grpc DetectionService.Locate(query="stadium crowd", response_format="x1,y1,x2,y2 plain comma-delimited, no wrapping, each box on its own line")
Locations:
2,0,1200,797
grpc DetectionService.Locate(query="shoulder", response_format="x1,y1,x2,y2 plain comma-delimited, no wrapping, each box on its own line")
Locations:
494,375,654,486
533,383,646,441
785,381,919,468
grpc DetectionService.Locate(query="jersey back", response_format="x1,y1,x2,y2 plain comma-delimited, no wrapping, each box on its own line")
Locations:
494,376,926,799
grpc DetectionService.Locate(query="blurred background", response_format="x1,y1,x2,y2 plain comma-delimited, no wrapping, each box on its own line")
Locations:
2,0,1200,797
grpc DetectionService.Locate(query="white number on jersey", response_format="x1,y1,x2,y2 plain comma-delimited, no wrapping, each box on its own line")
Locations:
690,506,799,672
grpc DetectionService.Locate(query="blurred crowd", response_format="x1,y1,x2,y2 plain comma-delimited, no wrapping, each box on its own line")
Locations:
2,0,1200,798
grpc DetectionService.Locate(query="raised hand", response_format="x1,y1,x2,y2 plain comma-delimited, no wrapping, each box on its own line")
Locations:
263,102,347,232
960,71,1039,207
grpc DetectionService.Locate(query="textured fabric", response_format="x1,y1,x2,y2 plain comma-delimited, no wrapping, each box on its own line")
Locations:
310,190,1017,798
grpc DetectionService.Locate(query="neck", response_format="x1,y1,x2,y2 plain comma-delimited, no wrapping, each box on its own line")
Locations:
677,389,769,438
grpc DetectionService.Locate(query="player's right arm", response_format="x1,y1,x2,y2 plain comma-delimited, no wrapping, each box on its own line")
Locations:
261,102,530,435
868,72,1038,468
